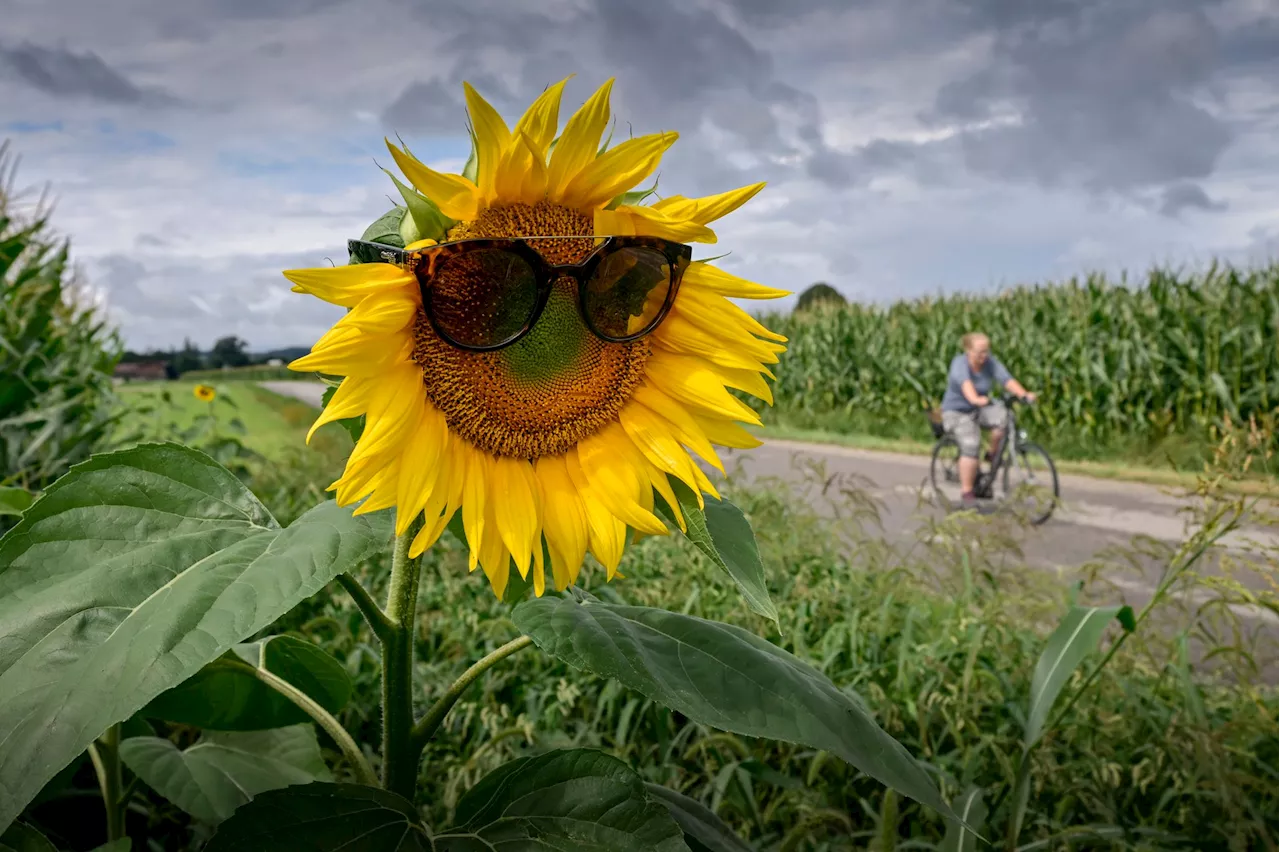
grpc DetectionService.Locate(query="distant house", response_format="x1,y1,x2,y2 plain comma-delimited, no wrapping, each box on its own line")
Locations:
114,361,173,381
267,358,284,366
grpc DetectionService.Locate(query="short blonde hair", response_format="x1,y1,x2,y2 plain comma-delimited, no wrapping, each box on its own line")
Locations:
961,332,989,352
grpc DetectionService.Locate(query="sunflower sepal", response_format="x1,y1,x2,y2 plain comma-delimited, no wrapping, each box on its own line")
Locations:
606,179,658,211
320,385,365,443
384,168,457,244
352,207,406,263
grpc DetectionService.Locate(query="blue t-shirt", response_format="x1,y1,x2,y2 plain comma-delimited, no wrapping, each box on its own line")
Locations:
940,353,1012,412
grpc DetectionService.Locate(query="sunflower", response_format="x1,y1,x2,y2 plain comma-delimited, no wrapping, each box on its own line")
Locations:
285,78,788,598
193,384,216,402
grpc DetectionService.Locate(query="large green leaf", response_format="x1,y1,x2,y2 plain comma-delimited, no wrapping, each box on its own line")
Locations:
512,598,952,819
119,725,331,824
143,634,352,731
0,488,32,518
0,443,391,831
204,783,430,851
0,823,55,852
1024,605,1130,747
436,749,687,851
644,783,751,852
657,478,778,627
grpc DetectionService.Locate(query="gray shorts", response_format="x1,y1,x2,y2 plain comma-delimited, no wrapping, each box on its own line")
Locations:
942,402,1007,458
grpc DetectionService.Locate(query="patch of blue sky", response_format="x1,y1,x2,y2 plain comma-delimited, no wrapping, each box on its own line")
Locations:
4,120,64,133
216,136,471,194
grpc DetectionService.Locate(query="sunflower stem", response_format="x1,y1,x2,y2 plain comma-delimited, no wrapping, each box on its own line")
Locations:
381,514,425,800
410,635,533,752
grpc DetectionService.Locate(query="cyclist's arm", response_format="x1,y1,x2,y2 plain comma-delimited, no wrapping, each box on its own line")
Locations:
1002,377,1034,401
960,379,989,407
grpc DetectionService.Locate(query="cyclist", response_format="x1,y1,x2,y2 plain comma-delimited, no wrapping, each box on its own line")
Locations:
940,332,1037,509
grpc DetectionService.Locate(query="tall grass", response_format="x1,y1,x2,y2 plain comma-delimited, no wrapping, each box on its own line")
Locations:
755,262,1279,470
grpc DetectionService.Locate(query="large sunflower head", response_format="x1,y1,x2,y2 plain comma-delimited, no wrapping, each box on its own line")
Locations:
285,78,789,599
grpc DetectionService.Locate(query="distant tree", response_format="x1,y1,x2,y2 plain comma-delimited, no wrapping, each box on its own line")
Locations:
795,282,847,313
209,335,250,369
172,338,204,374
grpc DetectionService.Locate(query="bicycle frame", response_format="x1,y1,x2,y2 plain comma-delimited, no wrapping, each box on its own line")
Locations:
975,400,1023,497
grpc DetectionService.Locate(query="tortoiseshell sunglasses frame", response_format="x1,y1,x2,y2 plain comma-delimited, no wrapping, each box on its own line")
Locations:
347,235,692,353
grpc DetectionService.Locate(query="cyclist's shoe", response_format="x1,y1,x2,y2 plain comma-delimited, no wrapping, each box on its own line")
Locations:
961,493,978,511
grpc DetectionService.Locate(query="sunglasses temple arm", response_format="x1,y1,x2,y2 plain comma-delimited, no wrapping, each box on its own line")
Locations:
347,239,413,267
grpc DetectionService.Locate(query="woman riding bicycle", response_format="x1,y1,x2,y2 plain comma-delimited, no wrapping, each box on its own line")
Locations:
940,332,1037,509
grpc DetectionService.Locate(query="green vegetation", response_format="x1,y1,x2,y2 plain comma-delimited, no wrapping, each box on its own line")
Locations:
757,262,1279,475
0,142,121,506
10,382,1271,851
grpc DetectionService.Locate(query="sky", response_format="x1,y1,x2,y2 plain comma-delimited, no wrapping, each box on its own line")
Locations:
1,0,1276,352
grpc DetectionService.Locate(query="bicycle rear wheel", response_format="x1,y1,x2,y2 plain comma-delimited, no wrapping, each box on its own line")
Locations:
1001,441,1059,525
929,436,966,511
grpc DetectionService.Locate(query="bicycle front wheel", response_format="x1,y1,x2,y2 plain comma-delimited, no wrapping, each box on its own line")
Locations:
1001,441,1059,525
930,436,966,511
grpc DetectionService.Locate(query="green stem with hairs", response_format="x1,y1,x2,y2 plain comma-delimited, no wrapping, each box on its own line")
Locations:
381,516,425,799
224,659,378,786
410,635,534,751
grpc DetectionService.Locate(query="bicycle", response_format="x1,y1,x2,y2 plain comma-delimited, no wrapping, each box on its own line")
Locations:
927,397,1060,525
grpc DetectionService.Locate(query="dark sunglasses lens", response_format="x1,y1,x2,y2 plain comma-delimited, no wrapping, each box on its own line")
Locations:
584,247,672,340
428,249,539,348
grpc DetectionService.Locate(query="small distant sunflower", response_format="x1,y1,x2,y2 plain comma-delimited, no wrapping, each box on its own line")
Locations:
193,384,216,402
285,78,788,598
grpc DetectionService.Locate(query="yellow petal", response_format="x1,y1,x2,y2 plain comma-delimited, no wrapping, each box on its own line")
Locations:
476,497,511,599
683,262,790,300
617,402,704,506
513,76,570,155
345,365,423,463
463,81,512,202
306,375,373,443
387,140,480,221
288,329,411,378
517,132,549,204
674,285,788,343
492,456,541,577
409,438,465,558
546,78,614,199
644,459,686,533
394,405,448,535
351,465,399,515
332,290,419,336
564,450,627,577
575,424,669,536
460,444,489,572
560,131,678,210
629,383,725,473
535,455,589,590
284,264,415,309
693,414,763,450
651,182,766,225
652,312,780,371
598,204,717,243
643,350,761,425
532,544,547,597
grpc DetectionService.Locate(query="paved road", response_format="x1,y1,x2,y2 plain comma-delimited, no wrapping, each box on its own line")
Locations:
261,380,1279,639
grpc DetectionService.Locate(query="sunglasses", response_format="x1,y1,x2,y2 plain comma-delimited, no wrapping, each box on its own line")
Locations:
348,235,693,352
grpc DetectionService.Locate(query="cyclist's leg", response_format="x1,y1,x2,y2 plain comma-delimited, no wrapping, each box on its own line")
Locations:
942,410,982,502
978,401,1008,460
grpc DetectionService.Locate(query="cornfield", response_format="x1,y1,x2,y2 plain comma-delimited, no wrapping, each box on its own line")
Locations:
0,141,122,504
753,262,1279,466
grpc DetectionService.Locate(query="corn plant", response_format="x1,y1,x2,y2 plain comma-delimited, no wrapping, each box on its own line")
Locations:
757,263,1279,468
0,141,122,519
